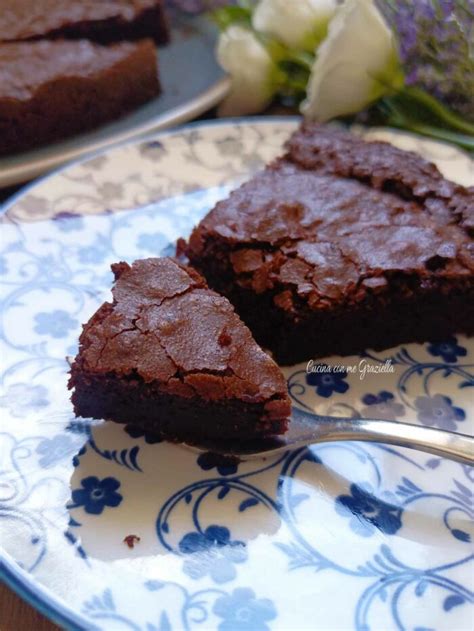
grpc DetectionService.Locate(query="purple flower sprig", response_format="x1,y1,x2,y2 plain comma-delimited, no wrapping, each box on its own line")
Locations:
382,0,474,122
376,0,474,151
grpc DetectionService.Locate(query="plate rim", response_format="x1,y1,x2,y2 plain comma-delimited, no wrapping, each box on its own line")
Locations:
1,116,471,630
1,551,89,631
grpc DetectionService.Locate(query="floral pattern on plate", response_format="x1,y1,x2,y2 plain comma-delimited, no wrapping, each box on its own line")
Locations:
1,120,473,630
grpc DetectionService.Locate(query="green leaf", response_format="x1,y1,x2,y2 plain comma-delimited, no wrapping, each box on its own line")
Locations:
396,87,474,135
376,95,474,152
211,5,253,31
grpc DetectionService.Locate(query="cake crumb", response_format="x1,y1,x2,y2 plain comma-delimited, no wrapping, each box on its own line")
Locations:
123,534,140,549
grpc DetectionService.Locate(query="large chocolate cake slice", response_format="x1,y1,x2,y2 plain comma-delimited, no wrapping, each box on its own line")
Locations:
186,123,474,364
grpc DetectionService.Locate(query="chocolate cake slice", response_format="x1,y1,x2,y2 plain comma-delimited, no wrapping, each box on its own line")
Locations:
69,258,291,442
186,123,474,365
0,39,160,155
0,0,169,45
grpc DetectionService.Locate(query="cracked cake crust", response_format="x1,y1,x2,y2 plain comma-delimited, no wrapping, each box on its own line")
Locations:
185,123,474,365
69,258,291,442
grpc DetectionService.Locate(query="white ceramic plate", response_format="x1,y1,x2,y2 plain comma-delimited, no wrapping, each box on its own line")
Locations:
0,12,229,189
1,119,473,631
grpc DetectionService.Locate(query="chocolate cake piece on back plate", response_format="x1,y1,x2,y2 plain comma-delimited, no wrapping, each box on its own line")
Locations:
0,39,161,154
0,0,170,44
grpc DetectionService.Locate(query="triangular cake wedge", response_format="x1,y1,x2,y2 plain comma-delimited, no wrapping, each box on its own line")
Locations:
69,258,291,442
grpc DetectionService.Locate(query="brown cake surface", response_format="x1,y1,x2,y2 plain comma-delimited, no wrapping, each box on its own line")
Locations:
69,258,291,442
0,39,160,155
186,123,474,365
0,0,169,44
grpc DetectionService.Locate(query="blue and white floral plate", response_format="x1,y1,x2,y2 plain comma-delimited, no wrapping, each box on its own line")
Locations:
1,119,473,631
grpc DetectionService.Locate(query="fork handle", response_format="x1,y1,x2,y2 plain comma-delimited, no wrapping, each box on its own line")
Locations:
315,417,474,465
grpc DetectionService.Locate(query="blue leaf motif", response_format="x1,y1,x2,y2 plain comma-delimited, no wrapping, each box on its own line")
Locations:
303,451,322,465
77,546,88,560
84,589,116,614
453,480,472,498
159,611,172,631
443,595,465,611
129,446,141,471
451,529,471,543
218,486,230,500
144,580,165,591
401,477,421,493
102,589,115,611
289,493,309,509
425,458,441,469
162,522,169,534
185,493,192,504
415,580,428,597
378,587,387,602
239,498,259,512
397,476,422,497
91,596,102,610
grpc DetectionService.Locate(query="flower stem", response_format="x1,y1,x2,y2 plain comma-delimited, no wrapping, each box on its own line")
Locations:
379,97,474,152
398,86,474,135
393,122,474,152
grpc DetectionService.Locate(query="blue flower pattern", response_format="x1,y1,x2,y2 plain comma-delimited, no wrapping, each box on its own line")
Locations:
179,525,247,583
428,337,467,363
0,383,49,417
336,484,403,537
415,394,466,430
361,390,405,420
306,365,349,398
34,310,77,338
213,588,277,631
70,477,123,515
36,434,79,468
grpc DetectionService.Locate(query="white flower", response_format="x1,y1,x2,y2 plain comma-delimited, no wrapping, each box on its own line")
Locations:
216,25,277,117
301,0,402,121
252,0,338,51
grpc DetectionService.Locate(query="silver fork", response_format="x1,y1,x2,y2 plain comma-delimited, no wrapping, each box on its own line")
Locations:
185,407,474,465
